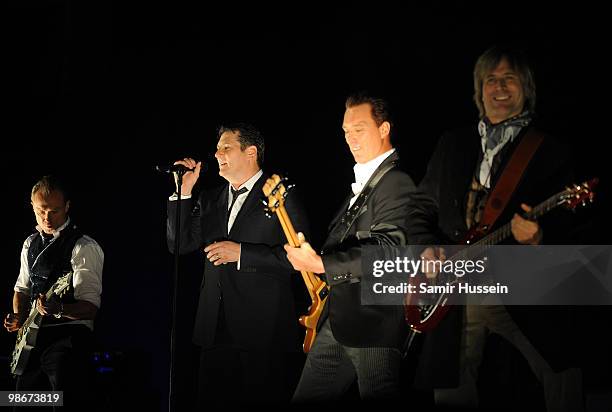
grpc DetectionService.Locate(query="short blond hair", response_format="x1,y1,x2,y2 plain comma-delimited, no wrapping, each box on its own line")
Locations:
31,175,68,202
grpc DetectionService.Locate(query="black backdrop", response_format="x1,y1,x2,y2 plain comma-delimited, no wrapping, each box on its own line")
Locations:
2,2,610,411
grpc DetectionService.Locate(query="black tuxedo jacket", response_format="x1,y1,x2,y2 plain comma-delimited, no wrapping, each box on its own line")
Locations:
318,151,433,349
167,172,309,352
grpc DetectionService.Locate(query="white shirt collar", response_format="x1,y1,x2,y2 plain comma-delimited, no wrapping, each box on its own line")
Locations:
351,148,395,195
36,217,71,240
229,169,263,194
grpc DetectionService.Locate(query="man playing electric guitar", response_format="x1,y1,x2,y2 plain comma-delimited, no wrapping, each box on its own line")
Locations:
4,176,103,411
408,46,584,412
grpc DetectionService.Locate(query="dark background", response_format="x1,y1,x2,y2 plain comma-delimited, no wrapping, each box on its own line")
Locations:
2,1,611,411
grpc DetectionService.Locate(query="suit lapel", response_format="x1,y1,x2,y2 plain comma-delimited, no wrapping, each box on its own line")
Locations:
455,130,480,220
327,193,352,232
323,151,399,250
218,186,230,237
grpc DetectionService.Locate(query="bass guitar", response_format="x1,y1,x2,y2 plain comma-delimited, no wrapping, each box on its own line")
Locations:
263,174,328,352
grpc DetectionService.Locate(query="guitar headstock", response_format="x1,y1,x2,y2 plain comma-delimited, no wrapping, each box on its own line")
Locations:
52,272,73,297
560,178,598,210
262,174,294,216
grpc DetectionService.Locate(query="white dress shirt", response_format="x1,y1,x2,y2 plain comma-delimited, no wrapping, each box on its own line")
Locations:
226,170,262,270
14,218,104,330
349,148,395,208
227,169,263,232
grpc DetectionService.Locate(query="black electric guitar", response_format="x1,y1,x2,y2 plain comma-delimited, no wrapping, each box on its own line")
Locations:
404,178,598,333
263,174,328,352
10,272,73,375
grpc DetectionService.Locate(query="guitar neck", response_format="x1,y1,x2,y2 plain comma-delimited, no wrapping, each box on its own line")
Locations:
275,205,320,299
21,280,60,331
21,306,39,332
457,190,565,261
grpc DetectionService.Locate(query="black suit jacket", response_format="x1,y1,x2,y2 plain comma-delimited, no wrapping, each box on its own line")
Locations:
319,151,432,349
167,173,309,352
412,124,574,387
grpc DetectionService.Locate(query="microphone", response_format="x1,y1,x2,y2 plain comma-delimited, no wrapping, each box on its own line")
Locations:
155,161,209,174
154,164,193,174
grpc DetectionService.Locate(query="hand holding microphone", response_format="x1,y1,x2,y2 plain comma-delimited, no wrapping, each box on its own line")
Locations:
172,158,202,196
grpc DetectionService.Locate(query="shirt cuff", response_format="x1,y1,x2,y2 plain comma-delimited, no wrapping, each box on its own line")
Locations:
237,243,242,270
169,193,192,201
13,286,30,295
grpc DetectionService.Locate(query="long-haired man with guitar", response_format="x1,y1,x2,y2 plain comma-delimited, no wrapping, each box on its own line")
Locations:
3,176,104,410
284,93,432,402
410,46,584,411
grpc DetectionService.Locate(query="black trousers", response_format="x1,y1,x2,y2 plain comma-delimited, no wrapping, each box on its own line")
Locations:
195,302,288,410
15,325,94,412
292,319,402,403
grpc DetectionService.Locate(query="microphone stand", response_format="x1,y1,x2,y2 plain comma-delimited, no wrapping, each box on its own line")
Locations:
169,169,186,412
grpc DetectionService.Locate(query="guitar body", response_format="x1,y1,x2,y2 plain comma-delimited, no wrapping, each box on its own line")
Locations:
299,281,329,352
9,272,73,376
405,227,480,332
10,314,41,375
404,294,452,333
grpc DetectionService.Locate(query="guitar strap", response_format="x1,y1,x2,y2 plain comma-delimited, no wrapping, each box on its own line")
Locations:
477,128,545,233
336,159,398,243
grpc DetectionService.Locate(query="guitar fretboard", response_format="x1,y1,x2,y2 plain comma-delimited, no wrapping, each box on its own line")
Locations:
18,274,71,336
454,189,566,262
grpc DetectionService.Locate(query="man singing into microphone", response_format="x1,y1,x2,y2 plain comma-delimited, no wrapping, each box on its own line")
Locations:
166,123,309,406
